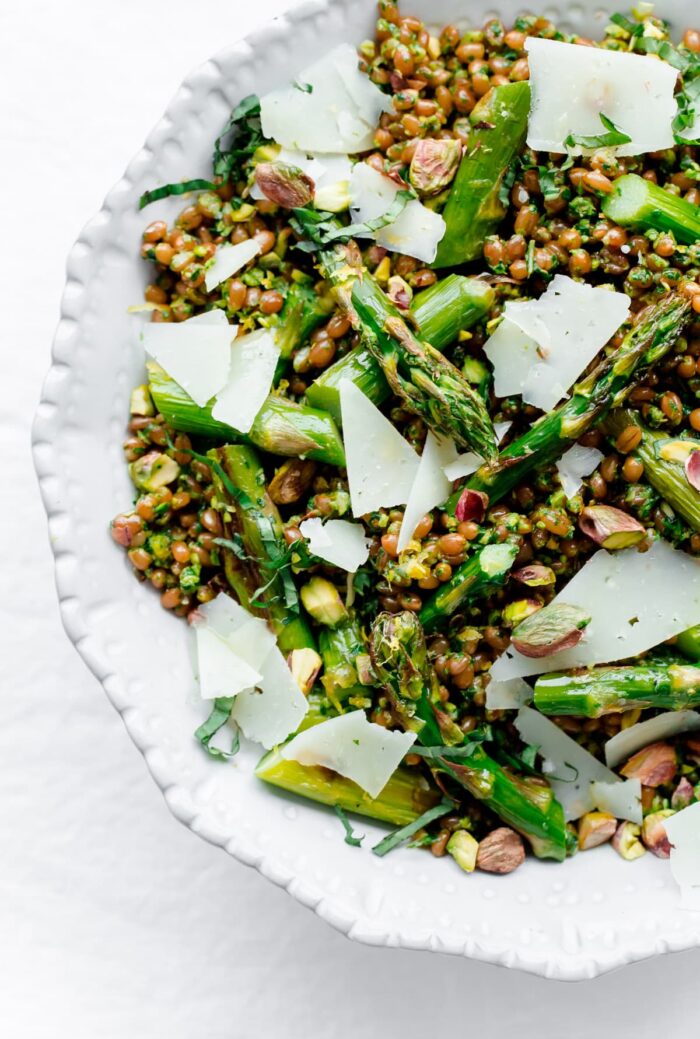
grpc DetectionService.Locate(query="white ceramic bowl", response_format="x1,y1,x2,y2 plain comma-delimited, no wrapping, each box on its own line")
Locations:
33,0,700,979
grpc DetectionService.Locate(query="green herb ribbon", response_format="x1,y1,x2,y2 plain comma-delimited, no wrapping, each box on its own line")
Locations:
564,113,632,150
371,799,453,857
333,805,365,846
195,698,241,760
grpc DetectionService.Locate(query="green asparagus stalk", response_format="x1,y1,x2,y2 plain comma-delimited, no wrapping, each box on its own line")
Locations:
209,444,315,653
255,747,441,826
455,294,691,508
148,361,345,467
370,611,568,860
319,616,368,708
432,82,531,268
534,661,700,717
299,229,497,457
274,281,334,359
677,624,700,661
306,275,494,422
602,408,700,531
419,541,519,634
602,173,700,244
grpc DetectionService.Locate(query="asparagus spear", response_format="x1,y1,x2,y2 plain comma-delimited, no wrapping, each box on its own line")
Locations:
602,408,700,532
370,611,568,860
306,275,494,422
534,661,700,717
298,226,497,458
209,444,315,652
677,624,700,661
148,361,345,467
419,541,519,634
274,281,334,360
432,82,531,268
602,173,700,244
255,748,441,826
456,294,691,507
319,617,368,708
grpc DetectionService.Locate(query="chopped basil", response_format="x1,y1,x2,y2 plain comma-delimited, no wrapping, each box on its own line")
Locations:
609,12,644,38
564,113,632,151
372,799,453,857
333,805,364,846
195,698,241,760
291,190,414,252
139,178,218,210
294,80,313,93
213,94,264,183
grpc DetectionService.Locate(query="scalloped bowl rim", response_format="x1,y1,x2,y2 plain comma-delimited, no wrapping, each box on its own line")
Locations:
32,0,700,980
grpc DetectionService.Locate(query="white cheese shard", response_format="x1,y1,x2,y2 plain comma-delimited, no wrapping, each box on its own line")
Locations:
591,779,642,825
260,44,393,154
441,423,511,482
397,432,454,552
204,239,262,293
231,644,309,749
484,275,630,411
515,707,620,820
491,541,700,682
194,595,276,701
281,710,416,798
298,517,371,572
340,381,419,517
193,593,308,743
211,328,280,434
556,445,604,500
252,148,353,212
195,626,263,701
604,710,700,769
525,37,678,157
663,803,700,910
485,677,533,710
349,163,446,263
142,310,235,407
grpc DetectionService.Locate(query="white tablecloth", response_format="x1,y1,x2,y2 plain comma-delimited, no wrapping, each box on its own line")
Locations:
2,2,699,1035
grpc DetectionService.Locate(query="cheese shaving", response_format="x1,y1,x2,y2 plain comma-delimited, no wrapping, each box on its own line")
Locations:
298,517,371,572
204,239,262,293
349,163,446,263
281,710,416,798
604,710,700,769
556,445,604,500
141,311,235,408
211,328,280,434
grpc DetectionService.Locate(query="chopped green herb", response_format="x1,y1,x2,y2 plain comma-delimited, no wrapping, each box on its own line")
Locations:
334,805,365,846
372,799,453,857
139,178,218,210
195,698,241,760
291,191,413,252
564,113,632,151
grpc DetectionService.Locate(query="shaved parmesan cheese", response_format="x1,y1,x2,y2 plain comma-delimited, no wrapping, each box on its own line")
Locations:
484,275,630,411
349,163,446,263
281,710,416,798
591,778,642,825
340,381,419,517
252,149,353,211
397,432,453,552
492,541,700,682
142,313,235,408
525,37,678,157
211,328,280,434
298,517,370,572
515,707,619,819
231,644,309,749
196,625,263,701
204,239,262,293
441,423,511,482
605,710,700,769
260,44,392,154
193,593,308,744
556,445,604,500
485,677,533,710
663,803,700,909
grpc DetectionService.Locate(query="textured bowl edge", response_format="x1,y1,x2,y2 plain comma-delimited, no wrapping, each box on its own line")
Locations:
30,0,700,980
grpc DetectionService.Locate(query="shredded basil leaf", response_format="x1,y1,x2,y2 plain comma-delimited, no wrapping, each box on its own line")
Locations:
213,94,264,183
635,36,694,73
294,80,313,94
498,158,518,208
564,113,632,151
372,799,453,857
291,190,414,252
333,806,365,846
139,178,218,210
195,698,241,760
